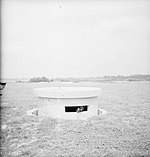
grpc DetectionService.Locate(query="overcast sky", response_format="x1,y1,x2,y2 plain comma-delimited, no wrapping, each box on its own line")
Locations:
2,0,150,78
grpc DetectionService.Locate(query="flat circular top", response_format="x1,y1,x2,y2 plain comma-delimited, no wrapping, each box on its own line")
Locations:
34,87,101,98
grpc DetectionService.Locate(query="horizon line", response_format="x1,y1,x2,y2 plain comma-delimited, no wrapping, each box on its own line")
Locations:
1,73,150,80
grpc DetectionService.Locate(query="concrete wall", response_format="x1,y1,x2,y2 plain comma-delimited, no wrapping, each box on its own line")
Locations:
38,97,98,120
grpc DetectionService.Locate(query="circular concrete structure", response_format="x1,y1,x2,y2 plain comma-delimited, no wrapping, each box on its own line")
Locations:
34,87,101,120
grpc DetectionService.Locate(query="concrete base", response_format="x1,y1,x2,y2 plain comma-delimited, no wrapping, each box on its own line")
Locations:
38,97,98,120
26,107,108,120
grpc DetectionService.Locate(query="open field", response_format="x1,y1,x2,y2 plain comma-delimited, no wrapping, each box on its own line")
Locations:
1,81,150,157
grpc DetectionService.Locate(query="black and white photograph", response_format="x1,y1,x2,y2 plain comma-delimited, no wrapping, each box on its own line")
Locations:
1,0,150,156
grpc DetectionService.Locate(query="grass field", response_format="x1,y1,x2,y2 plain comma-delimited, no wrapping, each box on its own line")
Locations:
1,81,150,157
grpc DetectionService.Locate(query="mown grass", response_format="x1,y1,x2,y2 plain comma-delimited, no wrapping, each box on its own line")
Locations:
1,81,150,157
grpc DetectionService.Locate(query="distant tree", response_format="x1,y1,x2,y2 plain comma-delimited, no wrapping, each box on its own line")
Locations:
29,76,49,82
